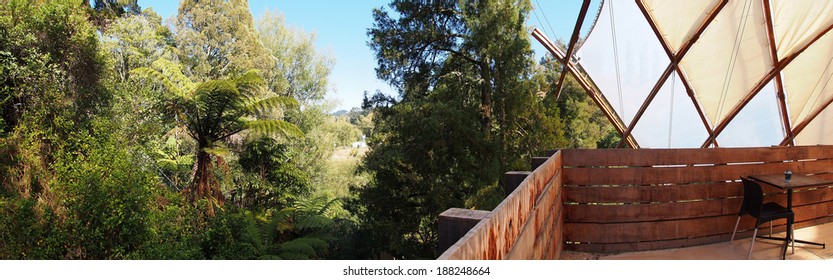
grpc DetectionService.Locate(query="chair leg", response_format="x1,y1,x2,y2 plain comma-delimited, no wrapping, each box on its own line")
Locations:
769,221,773,237
748,228,758,260
730,216,741,243
791,224,795,254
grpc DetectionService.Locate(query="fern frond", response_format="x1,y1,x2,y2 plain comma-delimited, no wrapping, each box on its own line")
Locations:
245,96,299,115
278,237,328,259
234,70,266,98
295,214,332,231
300,237,328,251
151,58,195,93
177,156,194,166
244,119,304,139
317,198,342,216
202,146,231,158
278,240,316,257
276,252,310,260
130,67,184,97
272,207,296,232
156,158,178,168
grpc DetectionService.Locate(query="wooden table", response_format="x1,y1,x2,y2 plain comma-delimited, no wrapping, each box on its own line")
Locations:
749,174,829,259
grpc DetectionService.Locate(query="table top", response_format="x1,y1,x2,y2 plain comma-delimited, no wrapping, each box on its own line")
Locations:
749,174,833,190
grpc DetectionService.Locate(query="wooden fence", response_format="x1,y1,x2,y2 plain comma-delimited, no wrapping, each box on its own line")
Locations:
562,146,833,253
438,151,565,259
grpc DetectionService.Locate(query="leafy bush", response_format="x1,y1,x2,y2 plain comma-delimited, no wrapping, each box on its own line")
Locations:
139,190,202,259
0,197,65,259
235,137,311,209
199,207,264,260
53,133,156,259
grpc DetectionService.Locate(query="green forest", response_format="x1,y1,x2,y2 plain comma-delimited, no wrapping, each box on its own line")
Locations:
0,0,617,259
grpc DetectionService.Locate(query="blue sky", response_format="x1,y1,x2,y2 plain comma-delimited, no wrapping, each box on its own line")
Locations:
137,0,585,112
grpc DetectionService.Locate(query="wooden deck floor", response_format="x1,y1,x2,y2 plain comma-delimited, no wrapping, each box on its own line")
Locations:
563,222,833,260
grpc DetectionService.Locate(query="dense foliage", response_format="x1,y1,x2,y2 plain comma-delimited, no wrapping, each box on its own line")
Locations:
0,0,617,260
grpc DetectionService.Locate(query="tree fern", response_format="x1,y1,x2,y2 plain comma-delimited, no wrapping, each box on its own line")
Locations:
130,59,304,216
261,195,340,259
276,237,328,259
294,214,332,231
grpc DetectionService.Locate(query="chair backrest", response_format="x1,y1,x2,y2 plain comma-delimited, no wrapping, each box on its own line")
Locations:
740,177,764,218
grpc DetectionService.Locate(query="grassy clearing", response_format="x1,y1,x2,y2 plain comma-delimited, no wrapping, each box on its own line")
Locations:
314,146,369,199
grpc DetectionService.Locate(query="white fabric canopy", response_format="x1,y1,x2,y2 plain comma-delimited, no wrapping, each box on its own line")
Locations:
571,0,833,147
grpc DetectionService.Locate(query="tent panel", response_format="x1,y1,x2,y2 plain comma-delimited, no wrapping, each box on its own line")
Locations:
680,0,772,127
577,0,669,126
641,0,720,53
772,0,833,59
716,81,784,147
631,72,708,148
782,28,833,125
794,105,833,145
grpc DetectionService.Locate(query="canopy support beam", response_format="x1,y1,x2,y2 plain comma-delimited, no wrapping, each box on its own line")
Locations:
702,21,833,148
763,0,794,146
552,0,591,101
532,28,639,148
618,0,726,148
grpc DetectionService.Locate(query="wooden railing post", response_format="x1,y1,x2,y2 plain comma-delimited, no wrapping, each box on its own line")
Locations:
532,157,549,170
438,208,491,255
504,171,531,197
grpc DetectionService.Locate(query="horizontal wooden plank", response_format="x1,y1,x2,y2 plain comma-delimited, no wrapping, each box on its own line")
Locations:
563,216,833,254
564,182,743,203
565,200,833,244
565,198,740,223
563,158,833,185
562,145,833,167
565,214,745,243
793,186,833,206
564,187,833,223
790,146,833,161
795,200,833,222
565,233,735,254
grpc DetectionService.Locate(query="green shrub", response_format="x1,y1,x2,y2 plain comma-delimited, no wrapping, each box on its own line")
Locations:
200,207,264,259
0,197,65,259
54,135,156,259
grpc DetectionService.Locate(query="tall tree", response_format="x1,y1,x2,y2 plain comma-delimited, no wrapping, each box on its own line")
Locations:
254,10,340,201
91,0,140,16
102,9,176,83
352,0,564,259
87,0,141,29
256,10,333,104
175,0,273,81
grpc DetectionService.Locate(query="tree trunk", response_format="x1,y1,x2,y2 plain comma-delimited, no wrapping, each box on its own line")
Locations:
480,58,492,140
191,150,215,217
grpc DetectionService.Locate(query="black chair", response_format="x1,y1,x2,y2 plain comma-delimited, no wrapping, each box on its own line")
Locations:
730,177,794,259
